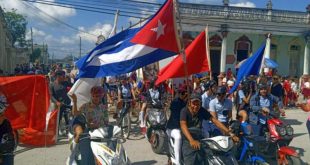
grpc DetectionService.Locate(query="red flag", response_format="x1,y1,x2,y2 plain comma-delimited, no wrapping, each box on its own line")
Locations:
0,75,58,146
131,0,179,53
156,31,209,85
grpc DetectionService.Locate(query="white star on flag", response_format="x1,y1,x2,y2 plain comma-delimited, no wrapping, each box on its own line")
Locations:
151,20,166,40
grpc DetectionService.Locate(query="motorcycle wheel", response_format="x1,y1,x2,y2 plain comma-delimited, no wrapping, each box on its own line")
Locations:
286,156,302,165
255,160,269,165
130,106,139,124
150,132,165,154
121,113,131,139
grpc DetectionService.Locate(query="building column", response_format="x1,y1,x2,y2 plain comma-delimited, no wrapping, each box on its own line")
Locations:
303,35,310,75
218,29,228,85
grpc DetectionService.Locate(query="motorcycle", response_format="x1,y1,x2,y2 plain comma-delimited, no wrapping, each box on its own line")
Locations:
66,122,130,165
187,128,239,165
249,106,302,165
230,120,269,165
146,100,169,155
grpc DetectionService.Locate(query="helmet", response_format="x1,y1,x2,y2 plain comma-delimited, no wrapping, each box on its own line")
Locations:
216,86,227,94
0,93,8,113
203,80,217,90
90,86,104,95
189,93,201,102
257,83,268,90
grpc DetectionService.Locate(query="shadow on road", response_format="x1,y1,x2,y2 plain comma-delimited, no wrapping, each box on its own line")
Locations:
293,133,308,138
128,124,145,140
14,147,34,155
132,160,158,165
283,119,304,125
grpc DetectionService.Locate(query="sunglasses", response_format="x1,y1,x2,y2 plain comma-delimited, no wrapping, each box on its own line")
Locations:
191,100,201,106
180,92,188,96
217,93,226,96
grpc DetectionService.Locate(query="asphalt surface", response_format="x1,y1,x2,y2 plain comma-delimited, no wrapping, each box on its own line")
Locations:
14,107,310,165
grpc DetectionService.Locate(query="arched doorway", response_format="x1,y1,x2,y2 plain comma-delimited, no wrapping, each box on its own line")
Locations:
209,34,222,81
234,35,252,62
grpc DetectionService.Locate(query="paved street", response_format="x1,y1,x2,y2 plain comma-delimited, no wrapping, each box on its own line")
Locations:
15,108,310,165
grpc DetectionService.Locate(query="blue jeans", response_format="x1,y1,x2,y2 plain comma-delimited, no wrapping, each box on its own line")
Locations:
78,133,96,165
0,154,14,165
307,119,310,139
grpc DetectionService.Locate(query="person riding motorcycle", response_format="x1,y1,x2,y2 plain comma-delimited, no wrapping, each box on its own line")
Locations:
208,86,233,135
137,79,151,134
50,70,71,135
145,81,162,118
180,93,239,165
0,92,15,165
201,80,217,110
166,87,188,165
248,83,284,125
68,86,109,165
236,79,253,123
201,80,217,137
116,75,136,118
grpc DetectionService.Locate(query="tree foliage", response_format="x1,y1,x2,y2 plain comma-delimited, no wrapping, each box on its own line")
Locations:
30,48,41,62
4,9,27,47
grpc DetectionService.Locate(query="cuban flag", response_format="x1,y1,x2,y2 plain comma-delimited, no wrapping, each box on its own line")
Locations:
76,0,180,78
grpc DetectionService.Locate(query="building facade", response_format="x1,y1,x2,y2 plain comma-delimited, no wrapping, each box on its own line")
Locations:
0,7,16,74
178,0,310,78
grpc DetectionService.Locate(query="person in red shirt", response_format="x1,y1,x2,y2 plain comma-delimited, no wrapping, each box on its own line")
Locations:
283,77,291,107
226,68,232,80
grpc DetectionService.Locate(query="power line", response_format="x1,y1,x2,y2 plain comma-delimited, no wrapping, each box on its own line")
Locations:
122,0,162,7
21,0,150,19
22,1,98,36
34,0,151,16
57,0,158,14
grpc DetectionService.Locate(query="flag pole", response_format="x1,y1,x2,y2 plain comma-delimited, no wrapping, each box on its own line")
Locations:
173,0,190,94
205,25,212,80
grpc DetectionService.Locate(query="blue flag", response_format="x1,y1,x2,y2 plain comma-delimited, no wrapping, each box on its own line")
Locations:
75,27,176,78
229,43,266,94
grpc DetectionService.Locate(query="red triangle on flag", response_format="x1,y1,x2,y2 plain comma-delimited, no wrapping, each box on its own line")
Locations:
156,31,210,85
131,0,179,53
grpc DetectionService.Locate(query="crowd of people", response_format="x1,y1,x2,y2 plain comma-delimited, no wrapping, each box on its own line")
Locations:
1,63,310,164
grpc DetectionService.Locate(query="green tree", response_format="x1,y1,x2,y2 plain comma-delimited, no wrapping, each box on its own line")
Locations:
4,9,27,47
30,48,41,63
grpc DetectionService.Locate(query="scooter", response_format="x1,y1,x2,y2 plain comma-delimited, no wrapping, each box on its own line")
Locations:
146,100,169,155
66,122,130,165
230,120,269,165
187,127,239,165
249,106,302,165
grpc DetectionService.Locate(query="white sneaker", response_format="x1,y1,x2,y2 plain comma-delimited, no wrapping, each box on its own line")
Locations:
66,156,77,165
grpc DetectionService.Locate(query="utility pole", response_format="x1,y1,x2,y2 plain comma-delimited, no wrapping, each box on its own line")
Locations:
42,42,45,64
31,27,34,64
31,27,34,54
52,52,54,66
108,10,119,38
79,36,81,58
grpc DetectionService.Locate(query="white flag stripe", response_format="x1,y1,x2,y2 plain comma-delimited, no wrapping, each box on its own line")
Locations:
88,44,157,66
68,78,102,109
86,41,124,63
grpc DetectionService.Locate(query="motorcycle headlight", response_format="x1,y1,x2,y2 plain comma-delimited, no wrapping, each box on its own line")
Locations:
159,112,167,125
286,126,294,136
148,111,158,124
277,127,286,136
